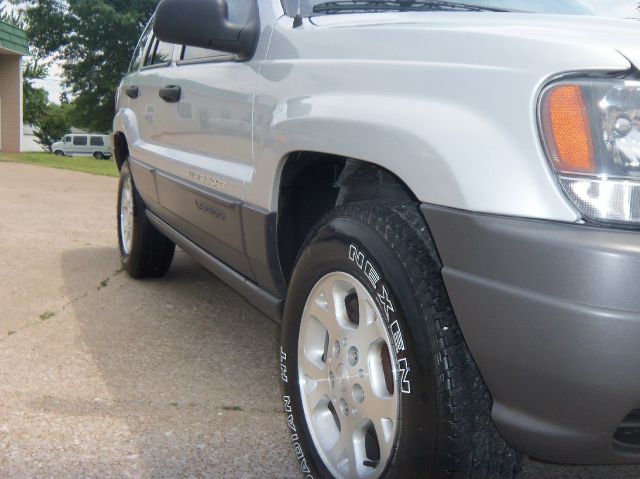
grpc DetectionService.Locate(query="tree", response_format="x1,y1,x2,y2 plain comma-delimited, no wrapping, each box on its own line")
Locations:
23,61,49,126
34,104,70,151
18,0,158,133
0,5,24,27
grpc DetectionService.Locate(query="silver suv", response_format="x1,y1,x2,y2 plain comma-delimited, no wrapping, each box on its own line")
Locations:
113,1,640,477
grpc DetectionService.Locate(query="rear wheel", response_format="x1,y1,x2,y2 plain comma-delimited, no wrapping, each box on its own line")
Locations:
117,159,175,278
280,201,522,478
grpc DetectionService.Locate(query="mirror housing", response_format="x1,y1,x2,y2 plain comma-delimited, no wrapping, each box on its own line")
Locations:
153,0,259,59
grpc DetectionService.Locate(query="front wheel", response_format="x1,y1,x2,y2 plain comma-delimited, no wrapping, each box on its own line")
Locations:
54,150,64,156
117,159,175,278
280,201,522,479
94,151,105,160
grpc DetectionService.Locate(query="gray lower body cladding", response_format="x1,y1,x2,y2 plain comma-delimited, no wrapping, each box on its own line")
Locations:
422,204,640,464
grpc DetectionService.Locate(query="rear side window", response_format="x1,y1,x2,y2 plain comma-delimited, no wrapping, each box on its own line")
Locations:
90,136,104,146
144,36,175,66
73,136,88,146
129,20,153,72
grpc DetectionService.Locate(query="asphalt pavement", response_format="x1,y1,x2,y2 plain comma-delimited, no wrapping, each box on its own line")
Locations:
0,162,637,478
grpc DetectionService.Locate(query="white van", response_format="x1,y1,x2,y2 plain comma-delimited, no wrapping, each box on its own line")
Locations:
52,134,112,159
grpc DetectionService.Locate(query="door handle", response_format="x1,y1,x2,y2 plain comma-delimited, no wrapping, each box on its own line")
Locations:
159,85,181,103
125,85,139,99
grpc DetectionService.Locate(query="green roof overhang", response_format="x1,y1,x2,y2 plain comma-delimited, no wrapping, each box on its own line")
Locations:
0,20,28,56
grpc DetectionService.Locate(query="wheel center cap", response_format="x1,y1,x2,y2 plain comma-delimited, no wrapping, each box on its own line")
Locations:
335,364,350,392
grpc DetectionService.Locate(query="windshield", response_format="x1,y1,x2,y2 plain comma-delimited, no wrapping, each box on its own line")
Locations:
282,0,639,18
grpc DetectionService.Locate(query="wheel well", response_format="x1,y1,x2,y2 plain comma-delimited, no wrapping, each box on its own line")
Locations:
113,132,129,170
277,152,417,282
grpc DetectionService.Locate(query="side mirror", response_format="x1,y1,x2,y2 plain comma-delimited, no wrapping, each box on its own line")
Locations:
153,0,259,59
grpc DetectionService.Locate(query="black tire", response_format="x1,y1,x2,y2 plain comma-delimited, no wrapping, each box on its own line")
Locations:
117,159,175,278
280,201,523,479
94,151,105,160
54,150,64,156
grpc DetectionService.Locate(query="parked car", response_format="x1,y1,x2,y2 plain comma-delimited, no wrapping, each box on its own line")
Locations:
51,134,112,159
113,0,640,477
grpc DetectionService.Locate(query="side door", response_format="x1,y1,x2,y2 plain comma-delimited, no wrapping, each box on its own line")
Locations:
125,28,177,206
148,1,264,279
72,135,89,155
129,33,177,158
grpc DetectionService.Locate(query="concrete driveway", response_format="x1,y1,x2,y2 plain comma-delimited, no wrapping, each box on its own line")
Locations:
0,161,638,478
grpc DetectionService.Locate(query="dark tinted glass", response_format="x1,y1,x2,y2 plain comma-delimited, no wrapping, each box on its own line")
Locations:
144,36,174,66
181,46,230,62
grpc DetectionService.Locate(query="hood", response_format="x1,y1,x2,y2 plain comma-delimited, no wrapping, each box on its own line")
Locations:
309,12,640,71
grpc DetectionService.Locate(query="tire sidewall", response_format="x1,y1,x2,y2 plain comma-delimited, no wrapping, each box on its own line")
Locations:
281,215,438,479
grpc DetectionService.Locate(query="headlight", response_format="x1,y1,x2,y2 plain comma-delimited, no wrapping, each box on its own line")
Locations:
540,75,640,225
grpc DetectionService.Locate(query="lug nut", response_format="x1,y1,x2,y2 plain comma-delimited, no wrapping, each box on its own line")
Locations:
333,340,341,358
339,399,350,416
348,346,359,366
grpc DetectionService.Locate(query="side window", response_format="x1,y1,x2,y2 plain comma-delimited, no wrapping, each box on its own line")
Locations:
73,136,88,146
181,46,230,62
65,136,71,143
90,136,104,147
129,20,153,72
144,36,175,67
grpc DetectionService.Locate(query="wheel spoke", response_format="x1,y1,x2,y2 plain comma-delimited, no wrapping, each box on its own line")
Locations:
299,355,332,408
355,283,376,326
359,380,396,426
327,421,358,477
303,376,332,410
299,352,327,379
306,294,343,345
373,416,395,465
355,316,384,356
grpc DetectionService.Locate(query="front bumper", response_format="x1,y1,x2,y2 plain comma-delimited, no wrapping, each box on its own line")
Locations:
422,205,640,464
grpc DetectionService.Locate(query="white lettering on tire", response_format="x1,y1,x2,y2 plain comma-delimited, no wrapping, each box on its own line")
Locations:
283,394,315,479
348,243,411,395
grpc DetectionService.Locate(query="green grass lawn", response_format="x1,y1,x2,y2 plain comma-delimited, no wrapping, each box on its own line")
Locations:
0,152,118,178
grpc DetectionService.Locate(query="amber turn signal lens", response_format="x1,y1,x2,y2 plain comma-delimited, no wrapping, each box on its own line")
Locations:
543,85,595,174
